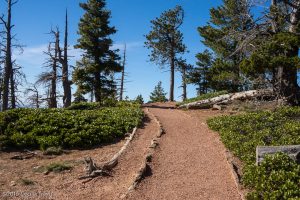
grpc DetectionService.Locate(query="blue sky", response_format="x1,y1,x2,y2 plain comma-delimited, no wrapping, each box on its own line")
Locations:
1,0,222,103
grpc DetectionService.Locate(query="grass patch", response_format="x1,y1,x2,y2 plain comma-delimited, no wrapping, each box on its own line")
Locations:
19,178,35,185
176,90,228,106
46,162,73,173
208,107,300,199
34,162,73,174
43,146,63,155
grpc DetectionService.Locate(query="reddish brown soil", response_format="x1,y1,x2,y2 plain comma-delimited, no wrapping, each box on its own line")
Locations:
127,103,241,200
0,108,159,200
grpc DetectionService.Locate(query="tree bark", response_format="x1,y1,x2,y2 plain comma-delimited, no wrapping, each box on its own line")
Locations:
169,47,175,101
49,31,59,108
120,44,126,101
271,0,300,105
279,0,300,105
182,64,187,101
10,68,15,108
2,0,13,111
94,71,102,103
61,10,72,108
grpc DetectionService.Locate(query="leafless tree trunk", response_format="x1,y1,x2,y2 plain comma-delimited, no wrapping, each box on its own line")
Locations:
181,64,187,101
49,31,59,108
120,44,126,101
170,46,175,102
60,10,72,108
39,29,60,108
10,66,15,108
25,83,42,108
0,0,16,111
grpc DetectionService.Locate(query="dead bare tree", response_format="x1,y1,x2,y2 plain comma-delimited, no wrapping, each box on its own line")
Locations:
58,10,72,108
0,48,4,110
119,44,126,101
11,62,26,108
0,0,17,111
25,83,44,108
37,28,60,108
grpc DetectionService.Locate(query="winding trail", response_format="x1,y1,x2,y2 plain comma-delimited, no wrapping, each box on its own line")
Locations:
0,103,241,200
127,103,241,200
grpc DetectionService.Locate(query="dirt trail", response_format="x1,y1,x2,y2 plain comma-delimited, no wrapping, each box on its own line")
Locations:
127,103,241,200
0,104,241,200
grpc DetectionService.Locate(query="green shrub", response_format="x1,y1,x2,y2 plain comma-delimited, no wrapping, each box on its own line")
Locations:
0,103,143,150
177,90,228,106
208,107,300,164
43,146,63,155
244,153,300,200
66,102,101,110
208,107,300,199
67,100,140,110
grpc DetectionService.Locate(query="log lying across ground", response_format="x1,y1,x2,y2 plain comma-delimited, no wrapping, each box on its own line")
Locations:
179,90,274,109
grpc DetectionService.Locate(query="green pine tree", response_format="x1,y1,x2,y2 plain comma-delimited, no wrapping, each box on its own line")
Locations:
188,50,212,95
145,5,187,101
149,81,167,103
73,0,121,103
135,94,144,105
73,91,88,104
198,0,252,92
239,1,300,104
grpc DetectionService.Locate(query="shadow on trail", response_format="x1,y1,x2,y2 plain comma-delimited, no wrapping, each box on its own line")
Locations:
144,164,153,178
139,115,151,129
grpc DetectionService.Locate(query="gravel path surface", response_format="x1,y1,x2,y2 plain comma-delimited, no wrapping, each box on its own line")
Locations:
127,103,241,200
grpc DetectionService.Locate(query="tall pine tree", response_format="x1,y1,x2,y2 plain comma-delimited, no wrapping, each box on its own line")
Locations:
198,0,252,92
74,0,121,103
145,5,187,101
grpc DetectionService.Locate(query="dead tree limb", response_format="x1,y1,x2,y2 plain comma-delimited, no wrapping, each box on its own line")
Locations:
179,90,274,109
10,149,37,160
79,127,137,181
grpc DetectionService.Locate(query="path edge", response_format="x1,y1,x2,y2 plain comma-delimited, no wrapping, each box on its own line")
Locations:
120,108,166,199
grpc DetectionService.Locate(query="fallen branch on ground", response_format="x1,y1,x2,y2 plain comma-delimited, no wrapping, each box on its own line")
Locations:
79,128,137,181
10,150,37,160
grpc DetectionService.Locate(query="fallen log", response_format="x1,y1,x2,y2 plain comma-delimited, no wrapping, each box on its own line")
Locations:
179,89,274,109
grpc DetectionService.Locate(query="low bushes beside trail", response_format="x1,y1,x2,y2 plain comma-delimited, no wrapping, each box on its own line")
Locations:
0,102,143,150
